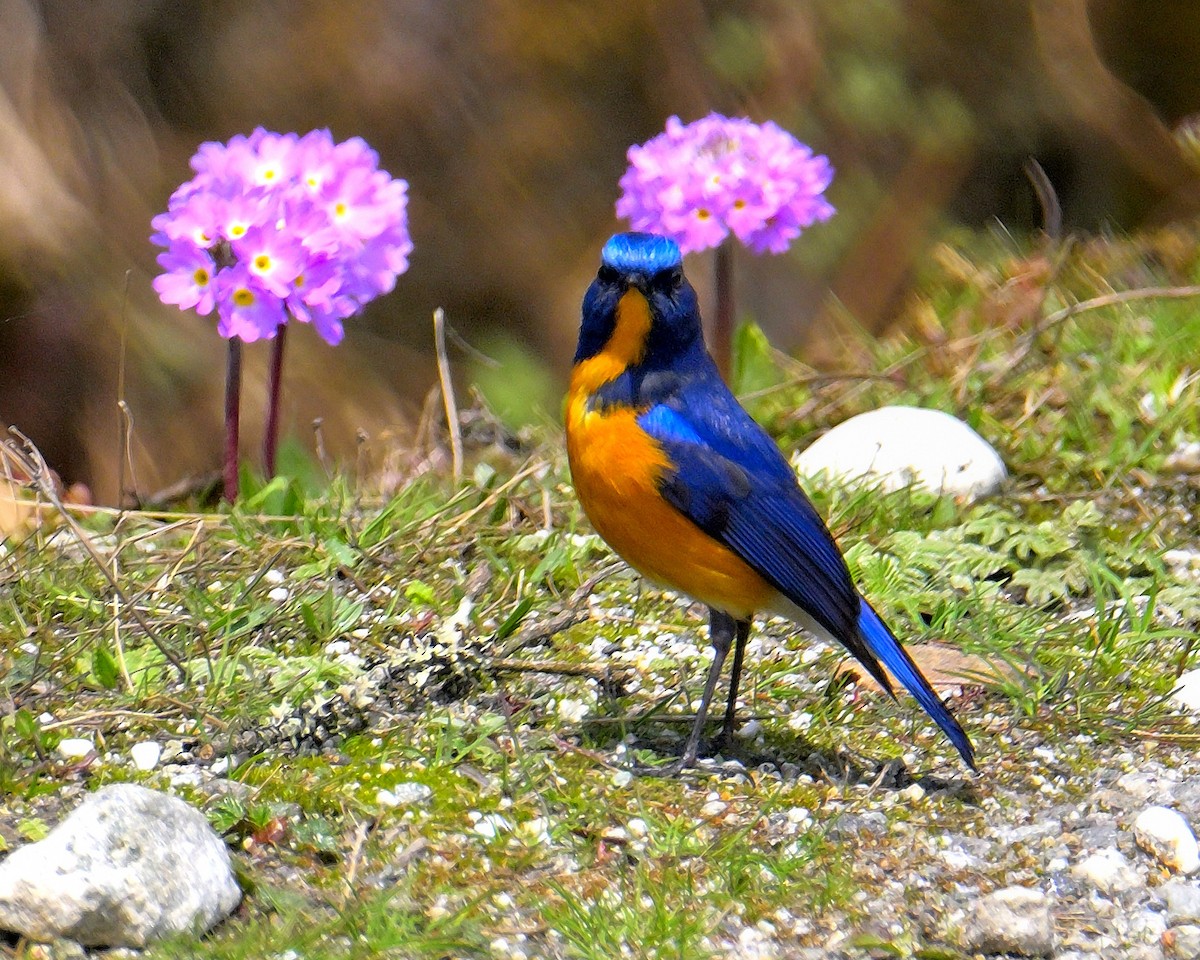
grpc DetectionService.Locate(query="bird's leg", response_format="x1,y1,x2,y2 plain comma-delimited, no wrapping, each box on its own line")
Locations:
718,617,752,748
673,607,736,770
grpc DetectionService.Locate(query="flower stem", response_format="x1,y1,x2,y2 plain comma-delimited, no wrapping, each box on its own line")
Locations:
223,337,243,502
264,323,288,477
713,240,734,384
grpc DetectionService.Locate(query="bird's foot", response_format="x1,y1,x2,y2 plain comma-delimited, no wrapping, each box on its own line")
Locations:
625,747,700,778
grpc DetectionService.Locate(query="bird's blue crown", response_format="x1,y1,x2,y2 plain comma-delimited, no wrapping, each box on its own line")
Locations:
601,232,682,276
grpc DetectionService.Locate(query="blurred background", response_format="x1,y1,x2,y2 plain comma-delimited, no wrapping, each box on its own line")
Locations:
2,0,1200,504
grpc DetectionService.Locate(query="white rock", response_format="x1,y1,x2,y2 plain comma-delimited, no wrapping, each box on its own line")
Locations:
1164,880,1200,925
1172,669,1200,714
1071,847,1140,896
793,405,1006,500
1164,441,1200,474
1134,806,1200,874
962,885,1054,956
0,783,241,947
57,738,94,760
129,741,161,772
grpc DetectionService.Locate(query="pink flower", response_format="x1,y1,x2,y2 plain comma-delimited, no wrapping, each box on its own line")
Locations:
616,113,834,255
152,128,411,345
152,240,217,316
213,264,286,342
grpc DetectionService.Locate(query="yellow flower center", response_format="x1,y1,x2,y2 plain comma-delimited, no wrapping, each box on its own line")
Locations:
734,199,747,210
254,254,272,272
229,223,248,238
192,268,210,286
697,209,711,220
334,201,348,219
233,288,255,307
293,274,306,289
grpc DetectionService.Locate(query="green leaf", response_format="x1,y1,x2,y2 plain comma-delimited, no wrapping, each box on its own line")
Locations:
323,537,360,570
494,597,534,641
12,708,40,746
90,646,121,690
17,818,49,842
405,581,437,607
732,320,783,395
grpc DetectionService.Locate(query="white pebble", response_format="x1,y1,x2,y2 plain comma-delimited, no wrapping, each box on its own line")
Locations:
264,569,286,585
556,698,589,723
376,782,431,807
129,741,162,772
473,813,511,840
57,738,94,760
267,586,289,603
611,770,633,788
1072,847,1140,895
1134,805,1200,874
700,800,728,818
900,784,925,803
1171,669,1200,713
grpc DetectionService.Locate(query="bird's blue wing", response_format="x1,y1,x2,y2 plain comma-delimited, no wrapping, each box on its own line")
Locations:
637,393,866,655
638,390,978,768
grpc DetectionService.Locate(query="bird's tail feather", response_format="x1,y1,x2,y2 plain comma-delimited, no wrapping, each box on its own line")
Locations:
857,598,977,770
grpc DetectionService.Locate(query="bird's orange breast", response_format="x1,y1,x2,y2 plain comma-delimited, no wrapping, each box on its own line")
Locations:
565,293,774,618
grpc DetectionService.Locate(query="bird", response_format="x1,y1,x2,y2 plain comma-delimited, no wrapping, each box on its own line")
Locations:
564,231,976,773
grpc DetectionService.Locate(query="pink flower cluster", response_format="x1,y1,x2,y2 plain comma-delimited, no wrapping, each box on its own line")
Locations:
616,114,834,255
151,128,411,345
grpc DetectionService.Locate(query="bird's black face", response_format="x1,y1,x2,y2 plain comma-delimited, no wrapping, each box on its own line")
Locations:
575,233,703,366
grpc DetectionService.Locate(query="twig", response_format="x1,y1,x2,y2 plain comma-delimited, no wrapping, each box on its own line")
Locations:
1024,158,1062,241
1041,284,1200,328
433,307,464,482
116,269,135,507
989,283,1200,392
490,658,632,683
312,418,331,477
495,564,619,659
8,428,188,681
109,549,134,693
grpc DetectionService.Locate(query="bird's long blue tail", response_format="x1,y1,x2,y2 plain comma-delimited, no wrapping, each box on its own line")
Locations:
857,598,977,770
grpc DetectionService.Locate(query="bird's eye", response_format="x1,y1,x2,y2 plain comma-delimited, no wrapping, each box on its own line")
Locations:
597,265,620,284
652,267,683,293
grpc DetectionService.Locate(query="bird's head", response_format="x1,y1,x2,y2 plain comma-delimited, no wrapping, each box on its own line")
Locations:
575,232,704,368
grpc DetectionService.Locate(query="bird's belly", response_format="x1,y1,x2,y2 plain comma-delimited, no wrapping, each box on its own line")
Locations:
565,397,774,618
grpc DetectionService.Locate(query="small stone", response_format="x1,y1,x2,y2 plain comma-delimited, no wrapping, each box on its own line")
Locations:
1165,881,1200,925
900,783,925,803
1172,669,1200,714
0,784,240,947
962,886,1054,957
160,740,185,763
1166,924,1200,959
1134,806,1200,874
57,738,94,760
700,800,728,818
129,741,161,772
376,782,431,807
1071,847,1140,896
1164,440,1200,474
793,405,1006,501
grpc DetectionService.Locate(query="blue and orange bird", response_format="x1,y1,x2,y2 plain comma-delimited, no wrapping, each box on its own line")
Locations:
565,232,976,773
